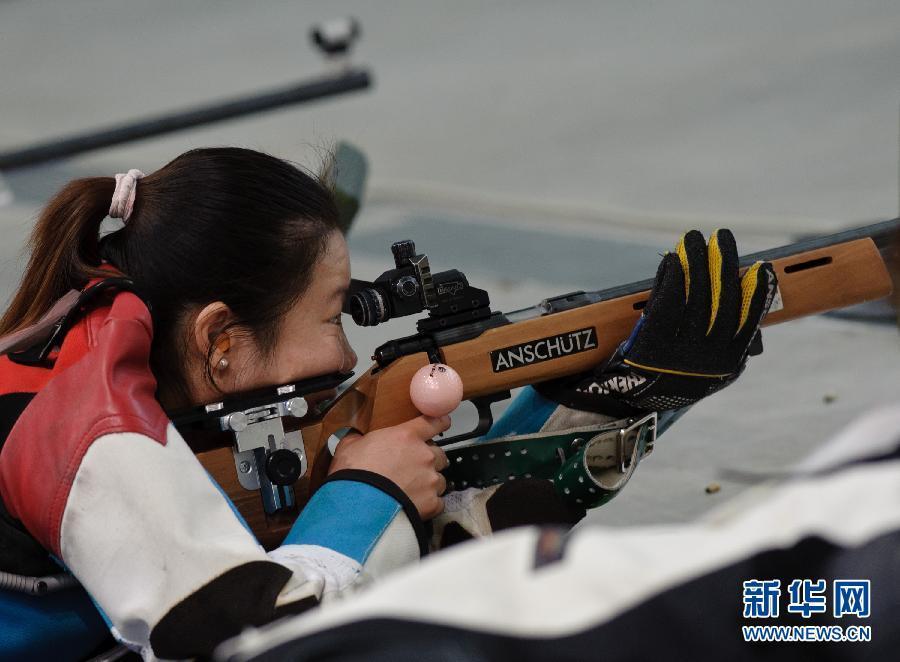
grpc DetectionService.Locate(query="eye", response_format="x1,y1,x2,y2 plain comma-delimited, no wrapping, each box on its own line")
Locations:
329,314,343,326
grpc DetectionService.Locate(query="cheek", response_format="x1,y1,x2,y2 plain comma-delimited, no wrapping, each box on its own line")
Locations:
272,335,353,383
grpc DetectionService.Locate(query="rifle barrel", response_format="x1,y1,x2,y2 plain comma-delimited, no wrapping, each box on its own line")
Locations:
741,217,900,264
0,69,372,171
587,217,900,305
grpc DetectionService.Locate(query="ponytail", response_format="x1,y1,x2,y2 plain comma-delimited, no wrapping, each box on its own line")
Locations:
0,178,114,335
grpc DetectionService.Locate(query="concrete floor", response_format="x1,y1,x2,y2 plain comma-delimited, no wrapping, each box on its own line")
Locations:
1,1,899,526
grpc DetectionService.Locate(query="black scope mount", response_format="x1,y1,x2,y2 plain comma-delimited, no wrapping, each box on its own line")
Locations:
345,240,493,334
345,240,505,369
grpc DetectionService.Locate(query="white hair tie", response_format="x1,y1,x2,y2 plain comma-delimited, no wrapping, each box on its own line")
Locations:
109,169,145,222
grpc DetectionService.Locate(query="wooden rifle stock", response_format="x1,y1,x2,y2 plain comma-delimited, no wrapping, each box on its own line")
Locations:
195,230,894,548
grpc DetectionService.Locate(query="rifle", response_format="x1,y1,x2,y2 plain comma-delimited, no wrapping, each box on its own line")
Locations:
177,218,898,548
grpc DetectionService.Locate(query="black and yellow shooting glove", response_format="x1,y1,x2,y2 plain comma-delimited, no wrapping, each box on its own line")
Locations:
539,229,778,416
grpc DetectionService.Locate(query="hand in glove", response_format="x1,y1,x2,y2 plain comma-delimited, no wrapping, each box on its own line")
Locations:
539,229,777,415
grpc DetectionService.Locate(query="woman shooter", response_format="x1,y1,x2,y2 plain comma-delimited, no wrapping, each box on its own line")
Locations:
0,148,773,659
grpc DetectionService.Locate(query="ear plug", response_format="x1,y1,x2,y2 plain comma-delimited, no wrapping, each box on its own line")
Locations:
409,363,464,417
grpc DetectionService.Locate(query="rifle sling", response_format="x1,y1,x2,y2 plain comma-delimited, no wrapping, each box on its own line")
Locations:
442,413,657,509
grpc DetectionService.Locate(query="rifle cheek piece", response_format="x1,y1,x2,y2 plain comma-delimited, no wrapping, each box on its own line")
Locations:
170,372,353,518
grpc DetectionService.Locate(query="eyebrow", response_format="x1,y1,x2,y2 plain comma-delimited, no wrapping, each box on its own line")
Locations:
332,284,349,301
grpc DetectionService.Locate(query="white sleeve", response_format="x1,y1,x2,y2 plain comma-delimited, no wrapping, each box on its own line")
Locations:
60,425,427,659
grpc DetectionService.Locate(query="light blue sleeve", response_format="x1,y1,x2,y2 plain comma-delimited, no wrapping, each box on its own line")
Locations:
281,480,401,564
481,386,559,441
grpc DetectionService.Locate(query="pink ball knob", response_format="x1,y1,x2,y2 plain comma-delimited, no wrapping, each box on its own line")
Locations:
409,363,464,417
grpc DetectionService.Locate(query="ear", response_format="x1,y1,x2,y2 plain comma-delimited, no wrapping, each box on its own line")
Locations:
192,302,237,369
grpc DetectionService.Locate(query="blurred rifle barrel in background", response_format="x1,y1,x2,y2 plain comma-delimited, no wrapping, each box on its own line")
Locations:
0,69,371,171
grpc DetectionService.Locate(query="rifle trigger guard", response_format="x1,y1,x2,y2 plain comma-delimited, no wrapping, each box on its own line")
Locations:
434,390,511,447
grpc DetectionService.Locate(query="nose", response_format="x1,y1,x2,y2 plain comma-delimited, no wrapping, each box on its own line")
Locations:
347,347,358,370
341,338,358,373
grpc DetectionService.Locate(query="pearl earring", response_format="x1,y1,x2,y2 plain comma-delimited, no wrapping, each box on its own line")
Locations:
218,357,229,371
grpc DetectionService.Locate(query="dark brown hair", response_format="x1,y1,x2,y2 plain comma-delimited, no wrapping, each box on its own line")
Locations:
0,147,340,400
